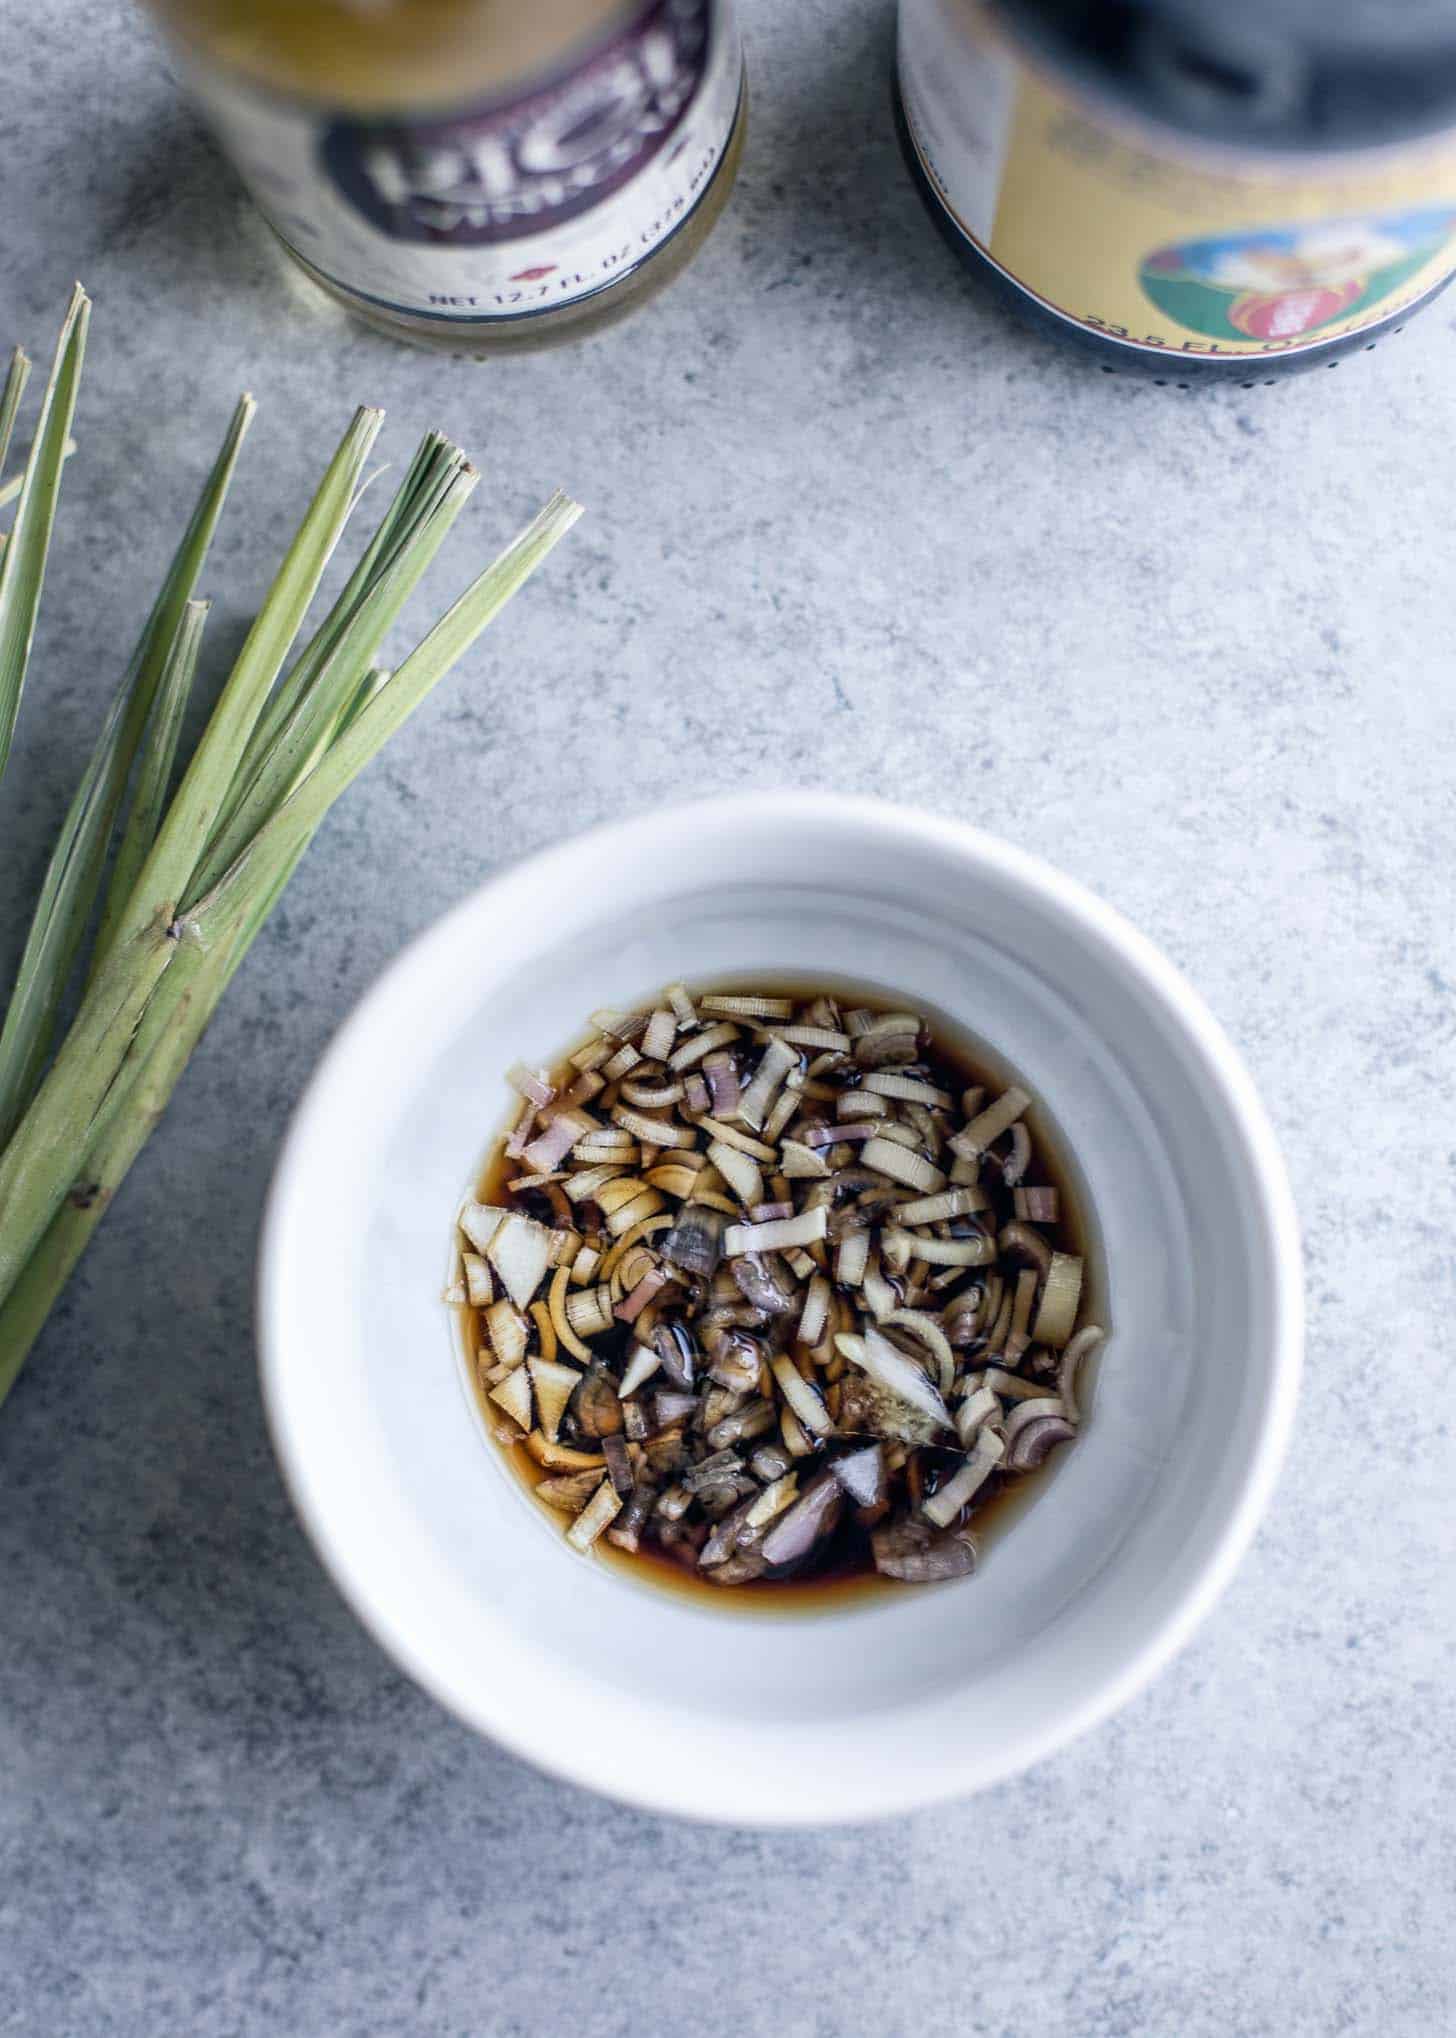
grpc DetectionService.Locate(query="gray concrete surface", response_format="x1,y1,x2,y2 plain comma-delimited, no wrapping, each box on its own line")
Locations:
2,2,1454,2033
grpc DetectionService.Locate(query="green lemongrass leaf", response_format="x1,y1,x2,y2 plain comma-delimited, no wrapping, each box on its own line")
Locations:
235,431,455,786
195,488,581,932
85,396,255,981
105,405,384,960
0,286,89,783
0,438,76,515
0,348,32,494
190,457,477,895
89,601,208,985
0,827,310,1406
0,633,372,1394
0,389,251,1144
0,912,177,1305
0,603,209,1148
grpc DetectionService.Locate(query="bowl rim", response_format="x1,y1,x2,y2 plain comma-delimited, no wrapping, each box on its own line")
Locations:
257,790,1303,1823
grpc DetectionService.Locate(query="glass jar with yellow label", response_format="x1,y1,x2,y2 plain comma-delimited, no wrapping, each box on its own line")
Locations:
143,0,746,353
897,0,1456,379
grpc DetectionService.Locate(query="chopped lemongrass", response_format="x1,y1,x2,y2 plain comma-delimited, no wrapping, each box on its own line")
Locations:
566,1480,623,1551
612,1105,696,1149
1033,1253,1083,1346
488,1366,533,1431
700,993,793,1019
707,1137,764,1209
770,1355,833,1438
530,1301,558,1362
921,1429,1005,1528
565,1284,615,1339
797,1272,832,1348
617,1342,662,1398
767,1025,849,1052
722,1207,828,1256
862,1071,952,1106
459,983,1105,1592
979,1366,1049,1403
462,1252,494,1308
955,1385,1001,1449
836,1090,886,1121
528,1358,581,1444
620,1076,685,1110
860,1138,947,1194
879,1308,955,1388
1003,1395,1068,1446
506,1062,555,1108
953,1086,1032,1158
698,1116,776,1162
737,1038,796,1131
839,1327,951,1432
836,1229,870,1287
563,1164,625,1204
485,1210,553,1309
762,1087,801,1145
667,1021,739,1070
893,1185,990,1225
535,1470,605,1513
881,1227,994,1267
641,1008,676,1062
485,1300,529,1368
744,1472,799,1528
779,1138,830,1179
569,1244,602,1286
522,1432,603,1472
459,1200,505,1253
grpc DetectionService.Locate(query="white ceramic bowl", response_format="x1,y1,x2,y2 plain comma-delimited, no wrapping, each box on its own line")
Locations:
258,793,1301,1825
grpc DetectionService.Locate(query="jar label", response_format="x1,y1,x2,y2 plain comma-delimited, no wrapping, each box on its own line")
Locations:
185,0,741,322
898,0,1456,360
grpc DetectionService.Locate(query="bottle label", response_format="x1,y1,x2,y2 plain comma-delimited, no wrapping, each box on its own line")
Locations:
185,0,741,322
898,0,1456,360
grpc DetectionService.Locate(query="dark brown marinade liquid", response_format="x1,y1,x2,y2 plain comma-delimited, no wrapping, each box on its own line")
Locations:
459,974,1107,1611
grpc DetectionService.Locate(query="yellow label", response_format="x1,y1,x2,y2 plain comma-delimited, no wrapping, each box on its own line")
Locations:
899,0,1456,359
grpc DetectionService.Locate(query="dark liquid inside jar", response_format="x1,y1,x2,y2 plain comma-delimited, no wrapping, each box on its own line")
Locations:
895,0,1456,380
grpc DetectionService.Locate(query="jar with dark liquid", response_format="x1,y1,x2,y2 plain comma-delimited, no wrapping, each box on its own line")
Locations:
897,0,1456,379
143,0,746,353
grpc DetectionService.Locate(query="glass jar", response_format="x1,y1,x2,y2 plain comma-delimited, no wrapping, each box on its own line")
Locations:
145,0,746,352
896,0,1456,379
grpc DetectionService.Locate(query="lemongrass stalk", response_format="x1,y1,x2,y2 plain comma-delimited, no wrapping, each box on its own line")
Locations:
193,489,582,921
0,912,178,1302
0,841,305,1404
88,601,207,990
0,598,212,1149
0,439,76,514
190,456,477,895
104,405,384,960
0,389,251,1142
233,431,454,786
0,287,89,781
0,488,579,1316
0,348,32,493
85,392,255,978
0,663,385,1401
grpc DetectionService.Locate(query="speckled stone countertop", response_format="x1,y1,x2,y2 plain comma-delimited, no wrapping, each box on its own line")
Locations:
2,3,1453,2032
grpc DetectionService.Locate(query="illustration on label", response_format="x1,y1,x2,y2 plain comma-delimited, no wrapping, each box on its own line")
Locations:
1138,206,1456,343
320,0,710,247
